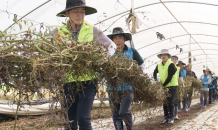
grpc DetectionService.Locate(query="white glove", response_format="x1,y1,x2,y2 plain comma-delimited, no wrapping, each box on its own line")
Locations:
180,77,185,87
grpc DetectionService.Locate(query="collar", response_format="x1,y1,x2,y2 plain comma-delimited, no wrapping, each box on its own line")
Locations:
67,20,83,33
123,44,128,51
162,59,169,65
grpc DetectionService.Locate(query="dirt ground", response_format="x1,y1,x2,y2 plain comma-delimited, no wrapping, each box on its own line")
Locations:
1,97,217,130
133,101,218,130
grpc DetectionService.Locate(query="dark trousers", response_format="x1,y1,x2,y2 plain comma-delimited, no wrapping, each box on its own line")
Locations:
209,89,213,104
163,86,178,119
109,90,134,130
62,79,97,130
213,88,216,100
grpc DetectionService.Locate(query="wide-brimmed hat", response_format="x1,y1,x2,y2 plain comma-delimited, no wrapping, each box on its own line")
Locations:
107,27,132,41
203,69,211,74
157,49,171,59
177,61,186,66
57,0,97,17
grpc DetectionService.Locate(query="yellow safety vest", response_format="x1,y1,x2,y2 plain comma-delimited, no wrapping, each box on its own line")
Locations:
158,59,178,87
58,21,96,82
175,64,180,80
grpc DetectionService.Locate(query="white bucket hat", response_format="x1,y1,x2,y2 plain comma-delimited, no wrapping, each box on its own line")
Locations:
157,49,172,59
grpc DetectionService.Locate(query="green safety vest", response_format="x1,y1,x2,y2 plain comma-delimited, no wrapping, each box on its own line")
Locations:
58,21,96,82
158,59,178,87
175,64,180,80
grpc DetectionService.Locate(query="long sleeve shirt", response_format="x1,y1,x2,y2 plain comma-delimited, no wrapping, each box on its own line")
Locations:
153,62,177,86
186,71,197,79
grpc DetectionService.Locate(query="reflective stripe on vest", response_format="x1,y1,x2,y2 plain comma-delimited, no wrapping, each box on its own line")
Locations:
158,59,178,87
58,21,95,82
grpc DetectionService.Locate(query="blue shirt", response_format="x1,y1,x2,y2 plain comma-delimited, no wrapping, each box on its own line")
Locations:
108,45,144,91
200,74,211,88
181,67,187,79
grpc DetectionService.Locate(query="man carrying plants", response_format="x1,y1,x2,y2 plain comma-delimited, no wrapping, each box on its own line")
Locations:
177,61,188,112
170,55,184,120
153,49,178,124
209,75,216,104
56,0,117,129
186,63,197,111
107,27,145,130
200,69,211,108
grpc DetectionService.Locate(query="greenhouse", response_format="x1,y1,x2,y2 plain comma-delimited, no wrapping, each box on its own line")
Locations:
1,0,218,130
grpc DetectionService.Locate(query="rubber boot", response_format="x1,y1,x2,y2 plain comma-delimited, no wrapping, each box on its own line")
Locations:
113,120,124,130
212,98,214,104
200,99,203,107
174,106,178,120
168,106,174,124
204,100,207,107
187,101,191,111
161,106,169,124
178,102,181,112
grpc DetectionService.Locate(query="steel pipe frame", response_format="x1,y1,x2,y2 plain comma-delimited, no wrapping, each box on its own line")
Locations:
141,41,218,59
135,21,218,38
95,1,218,25
146,48,218,68
137,33,218,52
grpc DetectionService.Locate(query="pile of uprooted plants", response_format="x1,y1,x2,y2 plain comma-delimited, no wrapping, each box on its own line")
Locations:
0,21,169,129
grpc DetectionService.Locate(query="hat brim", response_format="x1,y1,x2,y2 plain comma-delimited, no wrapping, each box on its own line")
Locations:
57,6,97,17
157,53,171,59
107,33,132,41
177,62,186,66
203,69,211,73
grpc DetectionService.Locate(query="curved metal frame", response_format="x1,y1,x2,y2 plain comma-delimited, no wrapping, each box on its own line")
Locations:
137,34,218,51
95,1,218,25
135,21,218,36
142,42,218,59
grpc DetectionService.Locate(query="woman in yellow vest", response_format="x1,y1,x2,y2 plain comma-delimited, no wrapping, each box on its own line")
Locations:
153,49,178,124
56,0,117,129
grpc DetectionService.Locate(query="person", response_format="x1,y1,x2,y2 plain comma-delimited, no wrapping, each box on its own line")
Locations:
209,75,217,104
56,0,117,129
107,27,146,130
170,56,184,120
200,69,211,108
214,77,218,102
177,61,188,112
153,49,178,124
186,63,197,110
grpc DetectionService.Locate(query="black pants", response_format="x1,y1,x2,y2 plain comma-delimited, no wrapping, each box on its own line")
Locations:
163,86,178,119
213,88,216,100
61,79,97,130
209,89,213,104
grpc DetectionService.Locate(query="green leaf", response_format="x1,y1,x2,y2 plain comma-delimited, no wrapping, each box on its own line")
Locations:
13,18,17,23
4,30,7,34
51,38,54,44
24,20,26,25
19,23,22,30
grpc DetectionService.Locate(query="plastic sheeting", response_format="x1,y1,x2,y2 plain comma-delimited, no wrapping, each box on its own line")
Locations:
1,0,218,77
